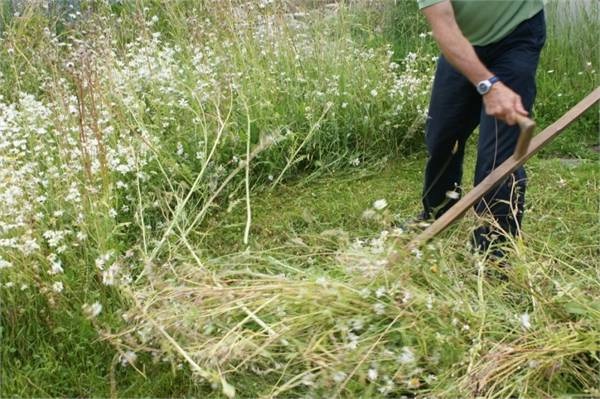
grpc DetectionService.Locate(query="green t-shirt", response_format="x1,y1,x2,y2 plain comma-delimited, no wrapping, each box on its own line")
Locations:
417,0,544,46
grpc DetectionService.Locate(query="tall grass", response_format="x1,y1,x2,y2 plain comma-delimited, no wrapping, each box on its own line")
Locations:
536,0,599,155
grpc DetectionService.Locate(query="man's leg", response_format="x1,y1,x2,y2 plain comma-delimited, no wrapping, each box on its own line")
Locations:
422,56,481,219
472,11,546,253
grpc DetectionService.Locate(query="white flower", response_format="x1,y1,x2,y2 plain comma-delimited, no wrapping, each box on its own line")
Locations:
362,209,377,220
367,368,378,382
373,303,385,315
333,371,347,383
83,302,103,318
373,199,387,210
49,259,64,275
52,281,64,293
375,287,386,298
411,248,423,259
520,313,531,329
315,276,328,287
370,89,378,97
398,346,416,364
0,258,12,269
120,350,138,366
102,264,120,286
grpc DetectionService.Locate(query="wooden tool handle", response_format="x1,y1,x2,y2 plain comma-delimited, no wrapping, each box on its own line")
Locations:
514,115,535,159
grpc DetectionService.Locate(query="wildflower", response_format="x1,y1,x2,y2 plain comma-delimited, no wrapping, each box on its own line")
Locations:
398,346,416,364
95,252,113,270
333,371,347,383
315,276,328,287
102,264,120,286
378,376,395,394
347,332,359,350
373,303,386,315
373,199,387,210
341,102,348,108
49,258,64,275
411,248,423,259
375,286,386,298
0,257,12,269
407,377,420,389
370,89,378,97
367,368,378,382
76,231,87,241
350,318,364,331
120,350,138,366
362,209,376,220
520,313,531,329
52,281,64,293
82,302,103,318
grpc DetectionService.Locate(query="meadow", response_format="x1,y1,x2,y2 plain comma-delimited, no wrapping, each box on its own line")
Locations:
0,1,598,397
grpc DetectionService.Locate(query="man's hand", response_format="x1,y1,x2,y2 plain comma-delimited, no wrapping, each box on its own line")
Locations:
482,82,528,125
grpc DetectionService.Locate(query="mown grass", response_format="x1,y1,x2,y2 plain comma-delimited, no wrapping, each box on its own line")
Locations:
1,0,598,397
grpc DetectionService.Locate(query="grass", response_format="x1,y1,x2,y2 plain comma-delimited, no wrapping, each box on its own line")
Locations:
1,0,598,397
6,147,597,397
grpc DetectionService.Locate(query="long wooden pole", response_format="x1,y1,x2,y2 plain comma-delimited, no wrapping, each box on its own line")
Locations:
408,87,600,249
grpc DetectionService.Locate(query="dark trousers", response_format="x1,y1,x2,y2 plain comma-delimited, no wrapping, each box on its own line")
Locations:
422,10,546,253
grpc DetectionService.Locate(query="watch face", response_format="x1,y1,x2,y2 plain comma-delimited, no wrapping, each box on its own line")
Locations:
478,81,490,94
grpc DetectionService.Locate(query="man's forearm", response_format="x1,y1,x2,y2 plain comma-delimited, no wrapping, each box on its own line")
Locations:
422,1,493,85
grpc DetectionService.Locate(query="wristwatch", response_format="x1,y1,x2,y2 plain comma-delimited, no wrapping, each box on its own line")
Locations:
476,76,500,95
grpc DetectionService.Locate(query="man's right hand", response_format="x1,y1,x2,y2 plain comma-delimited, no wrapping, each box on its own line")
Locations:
482,82,528,126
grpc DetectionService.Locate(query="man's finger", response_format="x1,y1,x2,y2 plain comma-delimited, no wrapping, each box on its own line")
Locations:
515,96,528,115
505,109,517,125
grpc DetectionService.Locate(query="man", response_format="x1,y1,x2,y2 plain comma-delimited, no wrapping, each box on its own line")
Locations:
416,0,546,258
